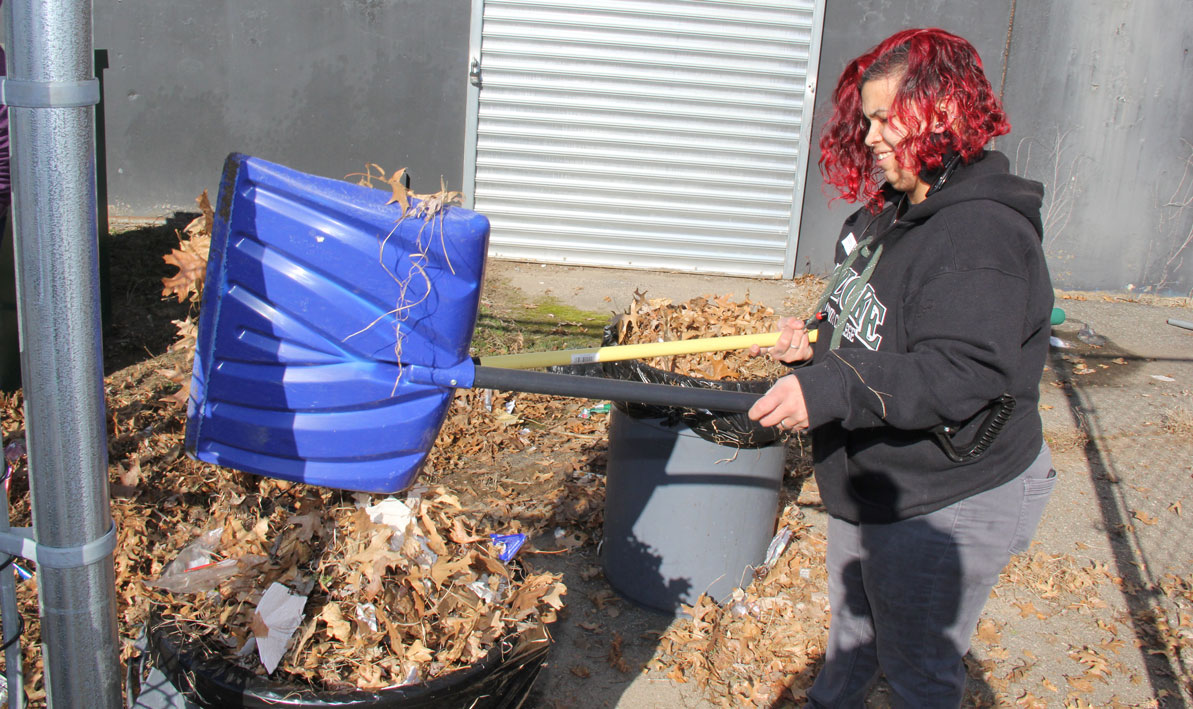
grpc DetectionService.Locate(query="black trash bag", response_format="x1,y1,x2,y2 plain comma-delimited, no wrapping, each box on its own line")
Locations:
553,325,786,449
146,610,550,709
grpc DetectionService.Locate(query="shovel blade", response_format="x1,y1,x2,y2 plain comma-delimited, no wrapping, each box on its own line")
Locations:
185,154,489,492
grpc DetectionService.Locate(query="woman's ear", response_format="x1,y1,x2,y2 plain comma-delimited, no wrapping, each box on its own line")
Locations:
933,98,959,134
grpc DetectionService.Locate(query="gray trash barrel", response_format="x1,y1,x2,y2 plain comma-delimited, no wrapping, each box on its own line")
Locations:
601,408,785,614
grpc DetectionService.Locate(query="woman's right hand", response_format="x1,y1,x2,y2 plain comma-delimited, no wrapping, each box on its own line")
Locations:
748,374,809,431
749,316,813,364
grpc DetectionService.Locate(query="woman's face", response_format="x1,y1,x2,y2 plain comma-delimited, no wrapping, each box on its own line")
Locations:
861,73,930,203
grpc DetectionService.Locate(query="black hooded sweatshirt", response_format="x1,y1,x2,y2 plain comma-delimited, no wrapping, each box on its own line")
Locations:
793,150,1053,524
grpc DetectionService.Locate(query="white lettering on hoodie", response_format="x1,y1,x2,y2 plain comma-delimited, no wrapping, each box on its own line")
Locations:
828,268,888,350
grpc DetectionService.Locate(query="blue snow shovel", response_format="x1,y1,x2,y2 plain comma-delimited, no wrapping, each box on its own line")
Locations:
186,155,766,493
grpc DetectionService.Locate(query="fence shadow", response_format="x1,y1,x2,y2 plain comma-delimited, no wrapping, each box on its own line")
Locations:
1048,348,1188,707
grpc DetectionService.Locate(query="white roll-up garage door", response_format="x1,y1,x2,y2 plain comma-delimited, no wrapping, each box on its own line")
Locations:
464,0,823,278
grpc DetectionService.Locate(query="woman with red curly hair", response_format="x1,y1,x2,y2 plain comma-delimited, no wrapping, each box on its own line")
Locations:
748,29,1055,706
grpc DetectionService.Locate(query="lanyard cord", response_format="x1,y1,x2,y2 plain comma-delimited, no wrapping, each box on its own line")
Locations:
811,202,897,350
828,241,884,351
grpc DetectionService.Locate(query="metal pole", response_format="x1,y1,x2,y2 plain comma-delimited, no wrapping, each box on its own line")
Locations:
3,0,121,705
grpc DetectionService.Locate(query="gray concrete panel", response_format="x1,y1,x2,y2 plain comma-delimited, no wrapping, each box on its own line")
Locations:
1004,0,1193,294
87,0,471,217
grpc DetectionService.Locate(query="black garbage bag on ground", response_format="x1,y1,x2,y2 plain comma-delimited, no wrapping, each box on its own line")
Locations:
146,611,550,709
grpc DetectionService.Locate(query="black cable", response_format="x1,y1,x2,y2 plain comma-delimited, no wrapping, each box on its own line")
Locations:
0,612,24,652
0,614,34,708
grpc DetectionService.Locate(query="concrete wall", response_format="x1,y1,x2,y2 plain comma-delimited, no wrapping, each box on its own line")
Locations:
1002,0,1193,293
796,1,1193,295
89,0,472,217
6,1,1191,292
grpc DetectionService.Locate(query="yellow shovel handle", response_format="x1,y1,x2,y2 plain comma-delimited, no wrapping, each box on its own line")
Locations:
478,329,818,370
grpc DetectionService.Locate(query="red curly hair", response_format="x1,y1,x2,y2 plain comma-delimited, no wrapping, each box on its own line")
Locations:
818,28,1011,208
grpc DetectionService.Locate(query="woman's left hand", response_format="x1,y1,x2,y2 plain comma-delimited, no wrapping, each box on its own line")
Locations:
748,374,809,431
749,316,813,363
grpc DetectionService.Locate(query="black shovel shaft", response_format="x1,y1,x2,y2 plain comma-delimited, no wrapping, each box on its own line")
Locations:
472,366,762,413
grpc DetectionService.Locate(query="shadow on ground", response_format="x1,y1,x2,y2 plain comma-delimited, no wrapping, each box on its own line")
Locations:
1049,337,1191,707
103,215,199,375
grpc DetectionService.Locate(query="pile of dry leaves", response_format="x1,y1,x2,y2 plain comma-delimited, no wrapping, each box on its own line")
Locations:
2,374,601,703
142,478,565,689
611,290,794,381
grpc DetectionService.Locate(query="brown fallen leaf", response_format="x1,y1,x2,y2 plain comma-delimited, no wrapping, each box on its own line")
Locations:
384,167,411,215
1131,509,1158,526
589,589,618,611
1014,600,1047,619
406,638,434,663
608,631,630,673
449,517,485,544
1005,658,1036,682
319,603,352,642
976,618,1002,644
1066,674,1094,692
186,190,214,238
161,251,206,300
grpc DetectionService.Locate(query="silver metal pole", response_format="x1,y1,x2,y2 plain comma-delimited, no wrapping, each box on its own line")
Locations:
3,0,121,705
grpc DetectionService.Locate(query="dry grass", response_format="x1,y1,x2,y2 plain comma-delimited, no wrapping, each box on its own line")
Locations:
1056,289,1191,308
1044,424,1089,452
783,274,828,318
1161,405,1193,435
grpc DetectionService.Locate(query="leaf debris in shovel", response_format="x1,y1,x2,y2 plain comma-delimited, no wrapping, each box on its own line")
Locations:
342,166,466,392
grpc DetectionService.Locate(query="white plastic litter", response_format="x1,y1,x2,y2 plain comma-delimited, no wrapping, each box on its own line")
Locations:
468,576,500,605
1077,324,1108,347
763,527,793,568
356,602,379,633
364,497,417,551
252,582,308,674
146,527,257,594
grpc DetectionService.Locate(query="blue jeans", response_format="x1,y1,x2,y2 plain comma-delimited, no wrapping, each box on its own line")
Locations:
807,445,1056,708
